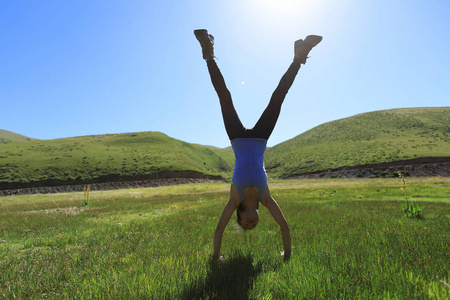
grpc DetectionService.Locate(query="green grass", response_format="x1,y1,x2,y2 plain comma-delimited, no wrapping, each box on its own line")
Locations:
1,178,449,299
265,107,450,177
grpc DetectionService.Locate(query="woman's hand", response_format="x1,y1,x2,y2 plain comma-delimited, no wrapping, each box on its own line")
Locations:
281,251,291,262
262,191,291,261
214,191,239,258
212,255,225,262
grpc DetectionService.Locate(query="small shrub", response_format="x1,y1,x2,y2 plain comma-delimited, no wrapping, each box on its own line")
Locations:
402,202,422,218
82,185,90,206
398,172,422,219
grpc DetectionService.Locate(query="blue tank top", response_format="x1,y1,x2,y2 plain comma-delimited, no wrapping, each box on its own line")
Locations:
231,138,268,203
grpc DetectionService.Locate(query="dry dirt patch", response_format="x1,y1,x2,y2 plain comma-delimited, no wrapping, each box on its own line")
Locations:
25,207,84,215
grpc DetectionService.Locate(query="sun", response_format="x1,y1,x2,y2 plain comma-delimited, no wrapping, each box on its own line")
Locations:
259,0,303,14
241,0,322,35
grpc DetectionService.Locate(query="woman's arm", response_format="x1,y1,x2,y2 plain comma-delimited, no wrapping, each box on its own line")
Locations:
261,190,291,259
213,194,238,257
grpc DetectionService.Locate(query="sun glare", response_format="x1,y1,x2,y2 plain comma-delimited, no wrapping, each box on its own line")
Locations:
259,0,304,14
241,0,323,36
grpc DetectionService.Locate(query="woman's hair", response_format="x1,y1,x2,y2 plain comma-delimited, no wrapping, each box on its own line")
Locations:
236,202,246,230
237,187,260,230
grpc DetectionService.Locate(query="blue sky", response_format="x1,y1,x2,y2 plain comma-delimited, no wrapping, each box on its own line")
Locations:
1,0,449,147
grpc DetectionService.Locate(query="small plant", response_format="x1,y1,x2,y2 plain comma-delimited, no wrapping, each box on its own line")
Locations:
82,185,90,206
398,172,422,218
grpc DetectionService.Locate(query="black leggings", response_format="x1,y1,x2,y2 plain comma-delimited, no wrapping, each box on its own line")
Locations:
207,59,301,140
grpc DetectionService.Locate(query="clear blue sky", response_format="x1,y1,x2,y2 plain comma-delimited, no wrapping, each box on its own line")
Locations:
1,0,449,147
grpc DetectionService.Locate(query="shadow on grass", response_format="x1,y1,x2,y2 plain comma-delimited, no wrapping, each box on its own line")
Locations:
181,251,279,300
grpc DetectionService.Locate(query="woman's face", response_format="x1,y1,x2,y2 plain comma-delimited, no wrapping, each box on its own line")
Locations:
239,209,259,230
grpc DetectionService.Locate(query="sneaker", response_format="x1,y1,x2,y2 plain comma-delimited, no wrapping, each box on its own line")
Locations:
294,35,322,64
194,29,215,60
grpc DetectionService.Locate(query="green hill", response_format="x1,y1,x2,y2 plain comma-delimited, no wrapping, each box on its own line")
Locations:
265,107,450,177
0,131,234,188
0,129,36,142
1,107,449,190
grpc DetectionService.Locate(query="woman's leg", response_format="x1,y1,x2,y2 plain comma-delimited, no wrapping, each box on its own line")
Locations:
207,59,246,140
251,60,301,140
252,35,322,140
195,29,246,140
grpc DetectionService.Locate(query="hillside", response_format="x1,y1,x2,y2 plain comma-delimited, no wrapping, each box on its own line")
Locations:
0,129,36,142
0,131,234,190
1,107,449,193
265,107,450,177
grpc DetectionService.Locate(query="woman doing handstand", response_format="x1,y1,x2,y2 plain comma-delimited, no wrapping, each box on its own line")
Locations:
194,29,322,260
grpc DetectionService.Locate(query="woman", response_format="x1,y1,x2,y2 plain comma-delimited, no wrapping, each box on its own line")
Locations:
194,29,322,260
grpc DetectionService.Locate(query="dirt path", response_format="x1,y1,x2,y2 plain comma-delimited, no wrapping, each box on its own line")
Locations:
0,171,226,196
287,157,450,179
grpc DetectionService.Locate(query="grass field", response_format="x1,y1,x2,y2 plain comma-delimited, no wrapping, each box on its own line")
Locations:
1,178,449,299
